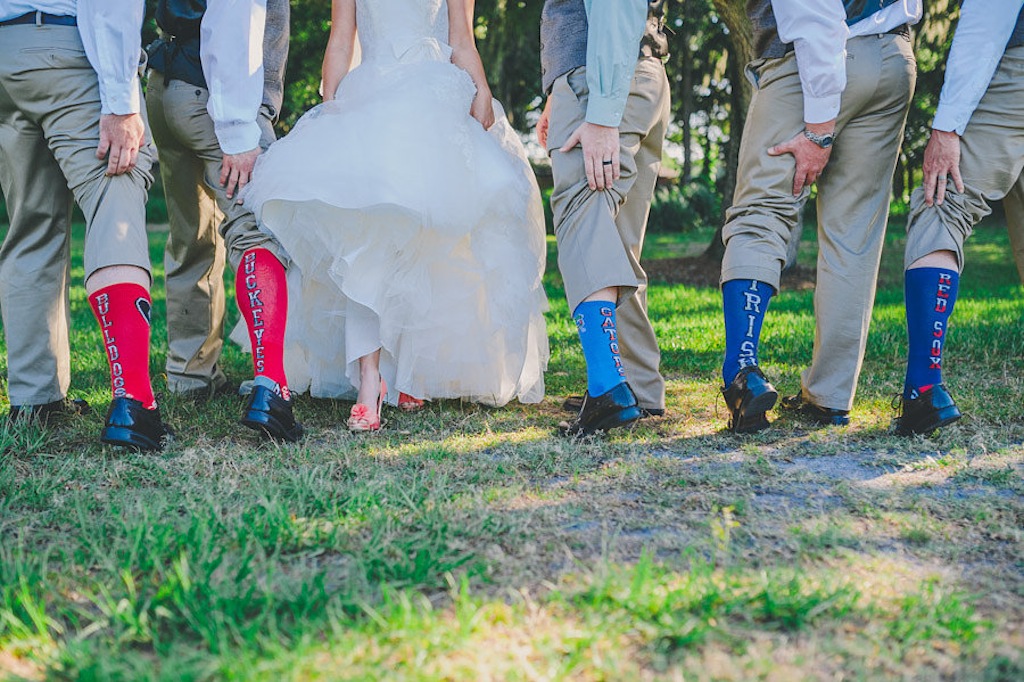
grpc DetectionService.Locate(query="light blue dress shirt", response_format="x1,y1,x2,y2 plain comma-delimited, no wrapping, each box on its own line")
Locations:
582,0,648,127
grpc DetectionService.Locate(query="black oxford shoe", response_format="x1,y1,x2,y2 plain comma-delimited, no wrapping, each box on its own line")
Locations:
562,383,643,438
562,394,664,418
100,398,173,451
7,398,90,424
721,366,778,434
780,393,850,426
240,382,304,442
893,384,961,436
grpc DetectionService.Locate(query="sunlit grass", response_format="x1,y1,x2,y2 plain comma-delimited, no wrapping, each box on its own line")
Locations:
0,221,1021,679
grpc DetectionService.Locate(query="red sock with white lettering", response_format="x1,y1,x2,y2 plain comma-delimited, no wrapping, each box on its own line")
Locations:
88,283,157,409
235,248,290,399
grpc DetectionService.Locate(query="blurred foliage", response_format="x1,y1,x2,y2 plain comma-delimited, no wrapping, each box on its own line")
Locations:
648,179,723,234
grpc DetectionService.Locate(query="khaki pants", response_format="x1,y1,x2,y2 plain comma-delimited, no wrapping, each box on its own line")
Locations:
0,24,153,406
722,34,916,411
904,47,1024,271
146,75,286,394
547,58,671,410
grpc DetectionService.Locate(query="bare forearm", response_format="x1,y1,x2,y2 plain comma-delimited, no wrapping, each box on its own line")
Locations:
322,0,357,101
321,42,356,100
450,45,492,100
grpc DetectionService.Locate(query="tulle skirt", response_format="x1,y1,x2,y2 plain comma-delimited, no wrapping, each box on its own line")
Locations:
241,56,549,406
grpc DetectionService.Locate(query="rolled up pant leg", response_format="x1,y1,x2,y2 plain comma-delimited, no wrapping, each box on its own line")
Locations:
905,47,1024,271
720,53,807,291
548,61,668,315
0,26,153,282
152,80,287,272
549,67,638,313
803,35,916,411
0,104,75,406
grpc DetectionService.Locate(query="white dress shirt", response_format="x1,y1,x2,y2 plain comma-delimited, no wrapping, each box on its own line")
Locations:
932,0,1024,135
0,0,144,115
200,0,267,155
773,0,923,124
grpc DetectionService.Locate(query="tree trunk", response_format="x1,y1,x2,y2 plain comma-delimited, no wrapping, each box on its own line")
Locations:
680,19,693,182
703,0,754,261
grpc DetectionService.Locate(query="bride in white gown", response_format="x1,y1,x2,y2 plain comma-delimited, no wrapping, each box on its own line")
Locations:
242,0,549,431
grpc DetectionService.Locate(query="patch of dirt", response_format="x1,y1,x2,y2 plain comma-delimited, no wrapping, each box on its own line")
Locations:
778,453,879,482
646,256,818,290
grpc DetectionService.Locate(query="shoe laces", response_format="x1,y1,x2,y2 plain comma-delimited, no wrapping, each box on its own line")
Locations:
889,392,907,428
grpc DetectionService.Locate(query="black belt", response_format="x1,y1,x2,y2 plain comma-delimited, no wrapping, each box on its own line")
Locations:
0,11,77,28
886,23,911,38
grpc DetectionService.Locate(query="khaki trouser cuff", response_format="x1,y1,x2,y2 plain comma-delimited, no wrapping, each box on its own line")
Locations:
903,215,965,272
720,266,781,292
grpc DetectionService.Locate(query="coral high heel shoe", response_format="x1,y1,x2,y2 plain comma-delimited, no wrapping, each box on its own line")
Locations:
349,378,386,433
398,392,425,412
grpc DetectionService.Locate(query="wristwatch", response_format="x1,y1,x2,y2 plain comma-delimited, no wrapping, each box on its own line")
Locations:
803,128,836,149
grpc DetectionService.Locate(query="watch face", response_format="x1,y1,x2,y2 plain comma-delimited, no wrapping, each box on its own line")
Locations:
805,129,834,148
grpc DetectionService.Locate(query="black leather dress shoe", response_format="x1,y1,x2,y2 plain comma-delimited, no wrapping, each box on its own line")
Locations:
100,398,172,451
721,366,778,434
240,383,304,442
562,383,643,437
7,398,90,424
780,393,850,426
893,384,961,436
562,394,664,418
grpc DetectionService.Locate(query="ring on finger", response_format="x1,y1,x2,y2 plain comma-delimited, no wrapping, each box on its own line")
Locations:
602,159,613,166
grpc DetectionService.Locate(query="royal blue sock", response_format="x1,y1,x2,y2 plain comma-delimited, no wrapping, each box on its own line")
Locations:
722,279,774,386
904,267,959,399
574,300,627,396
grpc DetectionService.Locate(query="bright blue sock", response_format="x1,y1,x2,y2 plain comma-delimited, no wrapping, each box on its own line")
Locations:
574,300,627,396
904,267,959,399
722,279,774,386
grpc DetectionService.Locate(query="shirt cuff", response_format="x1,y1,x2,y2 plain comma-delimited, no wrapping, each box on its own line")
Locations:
932,107,967,136
98,76,142,116
585,93,627,128
214,121,262,155
803,93,841,125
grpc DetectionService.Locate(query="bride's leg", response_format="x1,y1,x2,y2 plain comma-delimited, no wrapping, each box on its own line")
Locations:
357,349,382,409
349,348,385,433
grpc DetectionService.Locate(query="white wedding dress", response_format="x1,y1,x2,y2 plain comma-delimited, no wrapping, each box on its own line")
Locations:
241,0,549,406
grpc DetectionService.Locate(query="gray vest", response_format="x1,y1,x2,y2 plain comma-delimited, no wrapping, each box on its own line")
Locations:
750,0,902,60
148,0,289,122
1009,5,1024,49
540,0,668,95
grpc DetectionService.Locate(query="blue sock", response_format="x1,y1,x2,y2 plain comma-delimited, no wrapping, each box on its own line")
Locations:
574,300,627,396
904,267,959,399
722,279,774,386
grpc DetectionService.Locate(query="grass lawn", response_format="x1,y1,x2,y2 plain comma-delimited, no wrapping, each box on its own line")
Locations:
1,219,1022,680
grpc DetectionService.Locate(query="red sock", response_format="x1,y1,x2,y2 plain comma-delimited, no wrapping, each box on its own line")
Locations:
88,283,157,409
236,248,290,399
